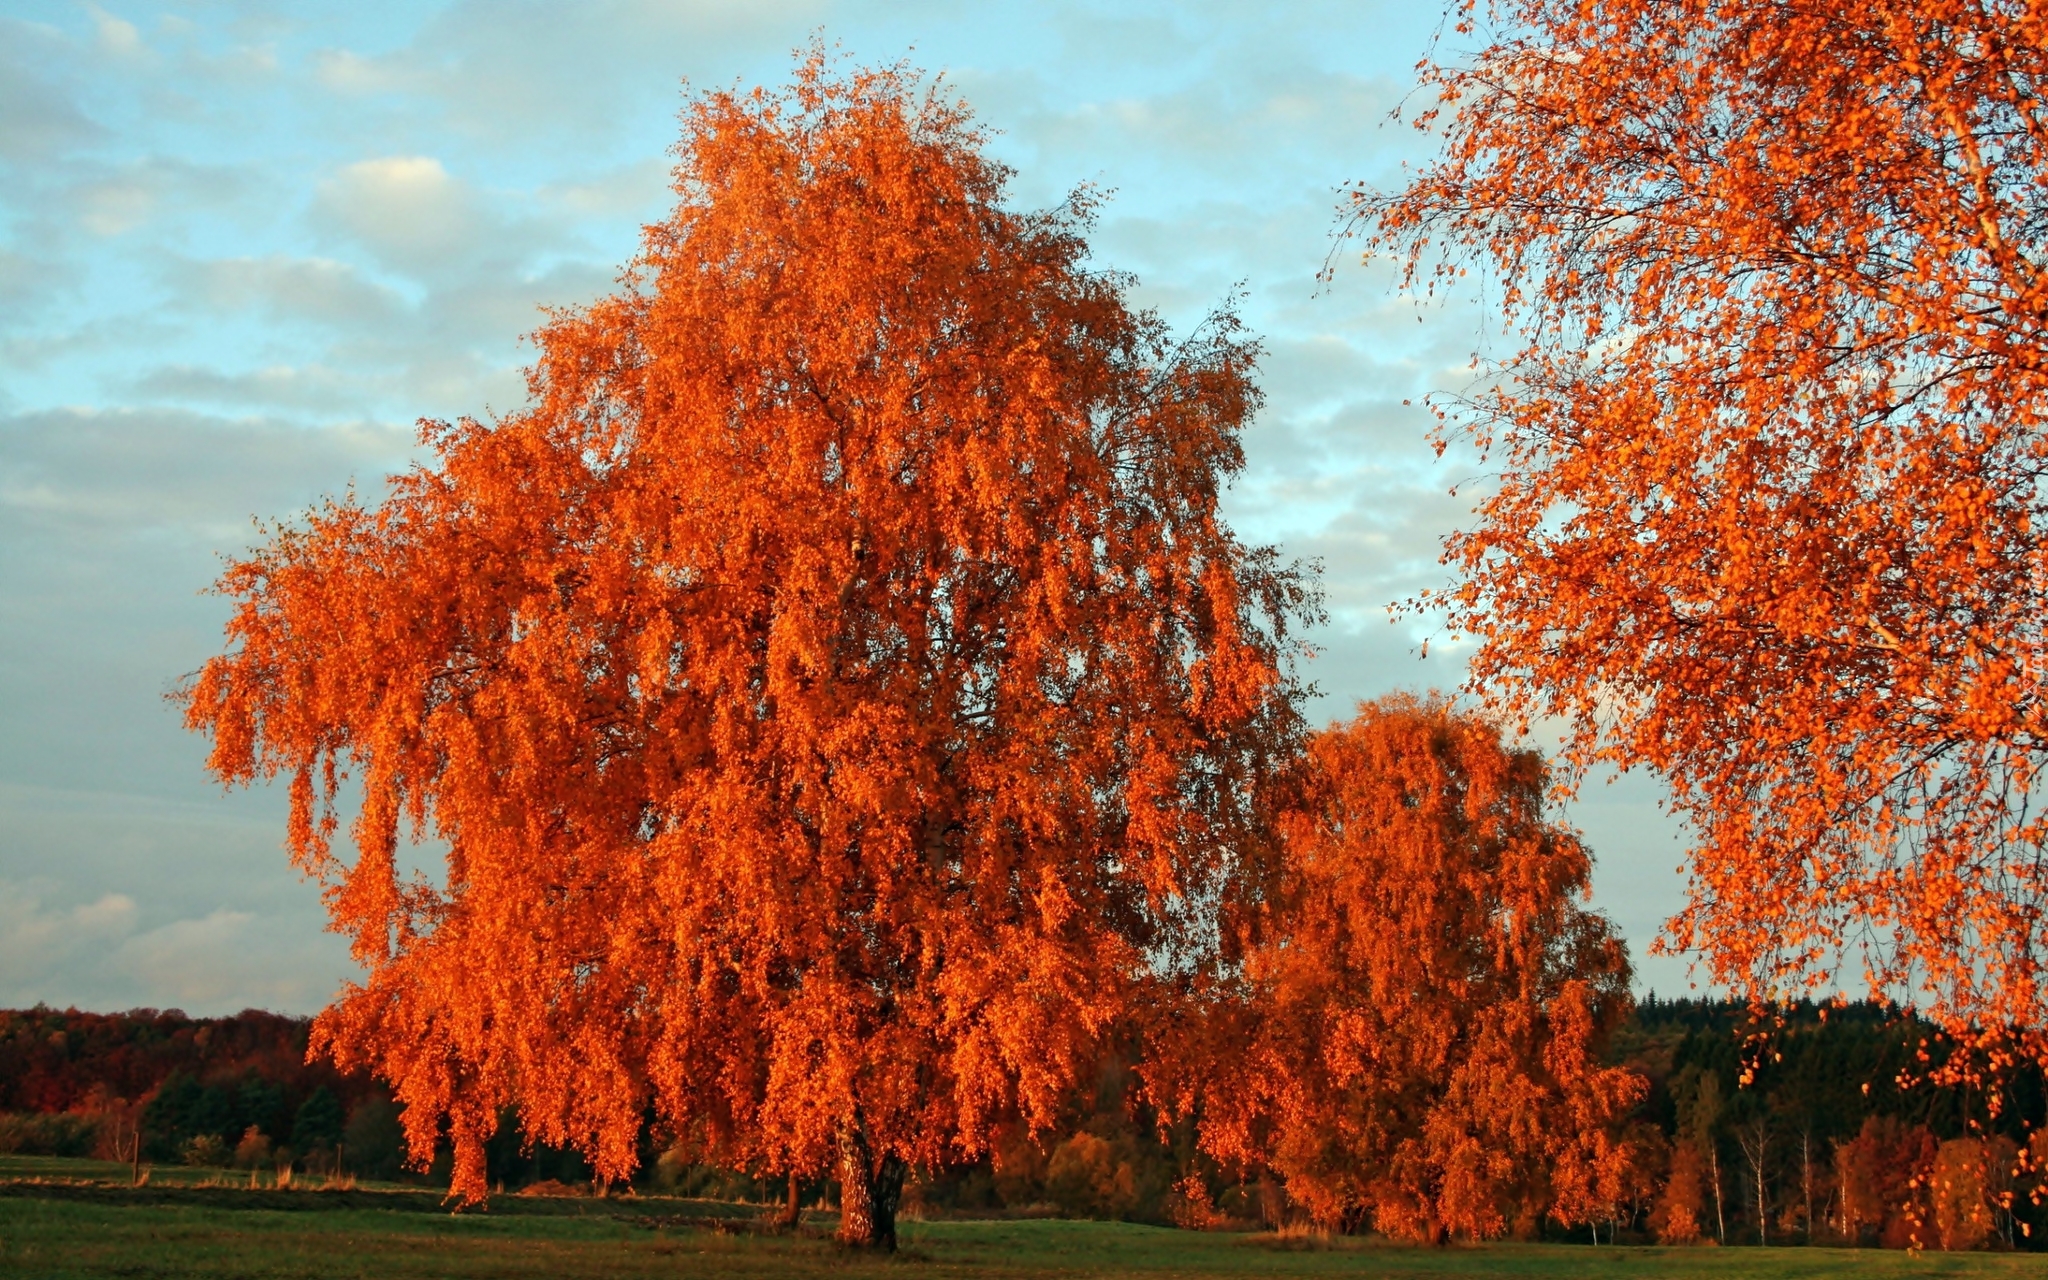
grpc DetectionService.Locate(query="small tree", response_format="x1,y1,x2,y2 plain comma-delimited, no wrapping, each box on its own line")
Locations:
1735,1112,1771,1246
1654,1141,1707,1245
1172,695,1643,1240
343,1094,407,1181
1836,1114,1937,1248
1932,1137,1996,1251
232,1125,272,1171
180,55,1311,1248
1673,1067,1728,1243
291,1088,343,1167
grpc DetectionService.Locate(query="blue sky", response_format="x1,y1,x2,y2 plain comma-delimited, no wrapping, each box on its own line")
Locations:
0,0,1695,1014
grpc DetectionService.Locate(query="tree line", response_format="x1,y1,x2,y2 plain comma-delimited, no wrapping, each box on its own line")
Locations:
5,995,2043,1247
1617,997,2048,1249
0,1006,398,1177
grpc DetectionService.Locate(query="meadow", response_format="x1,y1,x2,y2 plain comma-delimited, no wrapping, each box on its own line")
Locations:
0,1156,2037,1280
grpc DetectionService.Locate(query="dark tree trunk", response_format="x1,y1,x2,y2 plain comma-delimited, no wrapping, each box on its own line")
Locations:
1710,1147,1726,1243
776,1173,802,1230
835,1122,906,1251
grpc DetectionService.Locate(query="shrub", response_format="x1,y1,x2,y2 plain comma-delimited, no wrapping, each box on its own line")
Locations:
1044,1132,1139,1220
0,1111,101,1157
651,1147,760,1200
1836,1115,1937,1249
1167,1173,1223,1230
182,1132,230,1167
342,1094,405,1180
232,1125,272,1170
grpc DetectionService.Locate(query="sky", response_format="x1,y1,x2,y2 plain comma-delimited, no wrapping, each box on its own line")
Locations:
0,0,1698,1016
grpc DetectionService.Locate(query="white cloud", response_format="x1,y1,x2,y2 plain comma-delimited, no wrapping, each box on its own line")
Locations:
128,363,368,412
23,155,256,253
539,156,672,219
1024,67,1399,191
86,5,146,61
74,173,158,236
103,909,291,1012
0,246,72,321
312,156,493,277
0,885,139,984
0,22,108,163
165,254,406,330
306,0,829,147
310,48,405,97
0,781,355,1015
0,880,348,1015
0,406,415,544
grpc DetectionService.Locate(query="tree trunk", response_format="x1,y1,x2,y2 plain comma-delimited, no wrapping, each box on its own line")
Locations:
776,1173,802,1230
1710,1147,1726,1244
125,1117,142,1187
1739,1120,1768,1246
1800,1130,1813,1242
835,1121,906,1251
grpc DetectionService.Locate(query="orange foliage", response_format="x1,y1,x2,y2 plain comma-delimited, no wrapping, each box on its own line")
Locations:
1654,1139,1706,1245
1174,696,1643,1240
1363,1,2048,1044
178,56,1313,1240
1836,1114,1937,1248
1931,1135,2011,1251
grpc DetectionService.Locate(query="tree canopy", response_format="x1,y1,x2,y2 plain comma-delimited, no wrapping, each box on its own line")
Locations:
180,55,1314,1242
1363,0,2048,1050
1164,696,1642,1241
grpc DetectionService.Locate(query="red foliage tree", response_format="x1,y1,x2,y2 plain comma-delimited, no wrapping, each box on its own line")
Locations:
1169,696,1643,1240
1362,0,2048,1048
1836,1114,1938,1247
179,57,1313,1246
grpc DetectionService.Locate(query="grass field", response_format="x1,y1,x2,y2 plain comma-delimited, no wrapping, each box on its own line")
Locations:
0,1156,2038,1279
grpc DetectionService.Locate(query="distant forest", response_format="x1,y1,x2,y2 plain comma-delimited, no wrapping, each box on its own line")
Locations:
2,998,2042,1246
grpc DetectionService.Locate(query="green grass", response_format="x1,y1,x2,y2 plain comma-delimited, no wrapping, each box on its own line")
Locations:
0,1156,2037,1278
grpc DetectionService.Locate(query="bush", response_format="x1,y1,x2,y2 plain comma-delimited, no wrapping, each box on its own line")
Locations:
651,1147,760,1200
0,1112,101,1157
342,1094,405,1180
232,1125,272,1170
1044,1132,1140,1220
1167,1173,1224,1230
182,1132,230,1167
